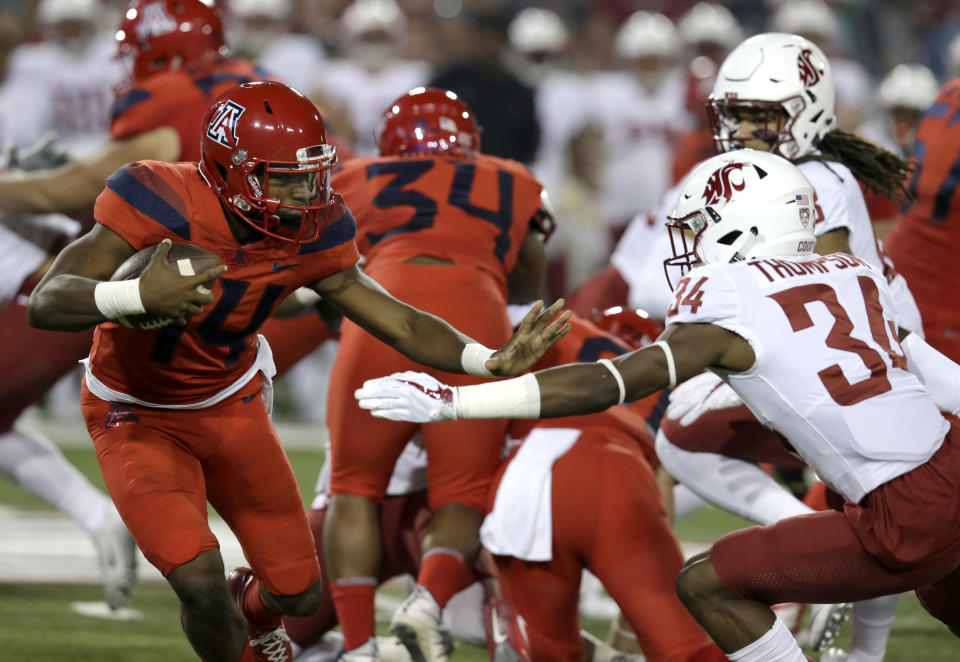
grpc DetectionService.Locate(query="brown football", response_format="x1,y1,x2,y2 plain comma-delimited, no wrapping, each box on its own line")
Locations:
109,242,223,329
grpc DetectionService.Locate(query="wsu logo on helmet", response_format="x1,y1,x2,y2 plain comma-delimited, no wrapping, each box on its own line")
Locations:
135,2,178,39
206,101,246,148
797,49,822,87
702,163,746,206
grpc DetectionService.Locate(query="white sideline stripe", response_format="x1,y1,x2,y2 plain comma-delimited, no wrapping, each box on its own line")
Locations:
0,505,711,585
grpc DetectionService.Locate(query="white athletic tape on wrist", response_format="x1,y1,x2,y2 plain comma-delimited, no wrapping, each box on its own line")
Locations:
94,279,145,323
597,358,626,405
291,287,322,307
456,373,540,419
461,342,496,377
651,341,677,387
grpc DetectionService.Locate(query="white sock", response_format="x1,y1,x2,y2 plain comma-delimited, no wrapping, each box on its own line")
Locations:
848,594,898,662
0,428,111,534
728,618,806,661
674,483,709,519
655,430,814,526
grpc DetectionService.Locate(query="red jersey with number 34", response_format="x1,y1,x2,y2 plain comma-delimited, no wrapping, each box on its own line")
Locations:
332,152,544,297
88,160,359,404
665,255,947,503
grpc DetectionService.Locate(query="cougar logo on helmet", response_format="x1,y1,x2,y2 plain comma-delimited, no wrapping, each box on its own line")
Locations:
136,2,177,39
797,49,821,87
702,163,745,206
205,101,245,148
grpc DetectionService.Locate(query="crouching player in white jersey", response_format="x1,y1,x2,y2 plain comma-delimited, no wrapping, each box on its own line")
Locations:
356,150,960,662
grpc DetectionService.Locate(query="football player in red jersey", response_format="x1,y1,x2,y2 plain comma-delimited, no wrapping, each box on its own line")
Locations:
322,87,555,661
27,81,569,662
885,78,960,364
484,309,727,662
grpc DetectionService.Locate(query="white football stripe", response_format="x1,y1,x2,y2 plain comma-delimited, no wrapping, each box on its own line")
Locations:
176,258,196,276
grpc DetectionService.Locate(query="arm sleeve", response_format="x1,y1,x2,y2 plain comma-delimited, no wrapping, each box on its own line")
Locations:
901,332,960,416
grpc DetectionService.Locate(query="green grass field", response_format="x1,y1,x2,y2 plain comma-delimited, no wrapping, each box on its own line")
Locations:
0,423,956,661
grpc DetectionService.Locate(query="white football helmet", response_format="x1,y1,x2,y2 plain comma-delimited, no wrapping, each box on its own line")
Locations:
708,33,835,160
615,11,679,61
664,149,816,287
771,0,840,46
508,7,568,55
38,0,99,25
878,64,938,112
678,2,743,51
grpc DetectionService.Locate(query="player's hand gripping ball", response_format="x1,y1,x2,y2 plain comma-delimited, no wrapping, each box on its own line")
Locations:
110,241,222,329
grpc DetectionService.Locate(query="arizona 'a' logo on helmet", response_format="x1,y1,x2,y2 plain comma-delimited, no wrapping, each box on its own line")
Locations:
205,101,245,148
797,48,821,87
702,162,745,205
135,2,177,39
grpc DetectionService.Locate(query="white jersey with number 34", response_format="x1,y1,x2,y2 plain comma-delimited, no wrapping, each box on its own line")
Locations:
665,254,948,503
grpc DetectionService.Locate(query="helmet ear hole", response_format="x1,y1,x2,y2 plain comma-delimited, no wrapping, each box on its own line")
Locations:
215,163,228,180
717,230,742,246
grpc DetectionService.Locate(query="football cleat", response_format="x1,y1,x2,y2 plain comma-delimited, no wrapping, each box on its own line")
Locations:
808,603,851,652
92,512,138,610
227,566,294,662
389,586,455,662
483,599,532,662
818,647,849,662
338,637,380,661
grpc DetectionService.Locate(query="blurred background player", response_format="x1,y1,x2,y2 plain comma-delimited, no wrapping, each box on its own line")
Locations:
428,8,539,166
503,7,607,299
0,0,136,611
885,76,960,365
307,0,428,156
323,87,553,661
592,11,690,245
225,0,326,96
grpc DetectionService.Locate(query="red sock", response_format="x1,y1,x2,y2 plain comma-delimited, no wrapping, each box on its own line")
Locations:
237,641,254,662
331,578,376,651
241,577,282,632
417,548,475,608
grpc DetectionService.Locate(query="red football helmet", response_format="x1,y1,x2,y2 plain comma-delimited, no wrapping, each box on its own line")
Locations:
116,0,227,81
592,306,664,350
376,87,481,157
199,81,338,244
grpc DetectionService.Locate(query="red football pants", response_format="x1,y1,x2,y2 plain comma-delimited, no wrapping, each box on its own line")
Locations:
492,428,714,662
82,376,319,595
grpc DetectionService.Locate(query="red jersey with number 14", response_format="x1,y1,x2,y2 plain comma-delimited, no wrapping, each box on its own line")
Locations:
332,152,544,297
88,160,359,405
665,255,946,503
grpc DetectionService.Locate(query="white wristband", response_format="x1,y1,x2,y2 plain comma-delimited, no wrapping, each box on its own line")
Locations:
597,358,626,405
461,342,496,377
651,341,677,387
94,279,145,322
292,287,322,307
456,373,541,419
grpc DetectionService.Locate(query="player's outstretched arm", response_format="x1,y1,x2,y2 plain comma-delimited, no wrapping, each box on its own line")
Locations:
356,323,751,422
900,328,960,416
0,128,179,216
28,233,224,332
310,265,571,376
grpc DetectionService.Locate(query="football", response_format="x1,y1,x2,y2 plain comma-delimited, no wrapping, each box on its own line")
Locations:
109,242,223,329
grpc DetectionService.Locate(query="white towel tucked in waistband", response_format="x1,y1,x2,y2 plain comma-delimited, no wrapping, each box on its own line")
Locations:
480,427,581,561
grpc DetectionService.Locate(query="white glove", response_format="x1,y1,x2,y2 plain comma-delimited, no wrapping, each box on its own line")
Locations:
665,371,742,426
355,371,458,423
